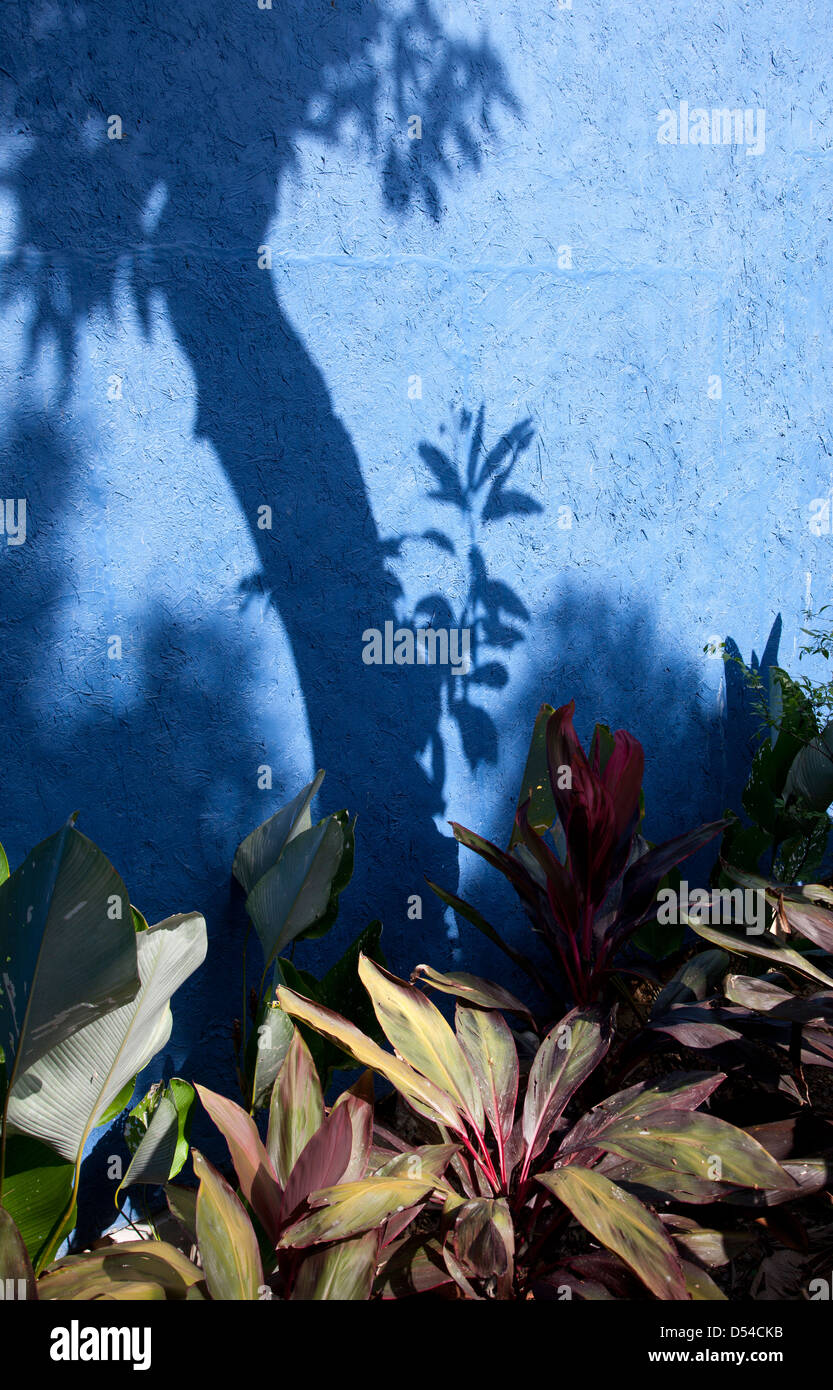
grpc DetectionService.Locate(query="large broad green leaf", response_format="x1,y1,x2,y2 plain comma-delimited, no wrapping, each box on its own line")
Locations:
246,813,354,975
290,1231,379,1300
686,916,833,987
193,1151,262,1300
232,771,325,894
783,720,833,811
117,1079,194,1200
6,913,206,1168
455,1005,518,1172
0,1136,74,1270
0,822,140,1094
0,843,9,886
276,985,464,1133
538,1165,687,1301
358,956,484,1132
39,1240,203,1301
521,1009,612,1174
197,1084,283,1245
595,1110,792,1190
280,1177,435,1249
267,1029,324,1188
0,1204,36,1300
412,964,535,1028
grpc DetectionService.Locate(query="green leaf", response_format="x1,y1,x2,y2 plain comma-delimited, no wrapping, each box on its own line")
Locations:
538,1165,687,1300
235,772,329,889
165,1183,197,1243
522,1009,612,1172
233,772,325,895
595,1110,792,1190
193,1151,263,1300
131,905,150,933
267,1029,323,1187
783,719,833,811
0,843,9,886
0,823,140,1091
0,1204,37,1300
97,1077,137,1129
358,956,484,1133
290,1231,379,1300
246,813,354,974
117,1079,195,1199
280,1177,434,1249
509,703,557,847
245,1000,295,1111
651,951,730,1016
0,1135,74,1270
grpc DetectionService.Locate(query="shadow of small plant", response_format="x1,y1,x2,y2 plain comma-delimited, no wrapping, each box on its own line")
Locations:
385,405,541,770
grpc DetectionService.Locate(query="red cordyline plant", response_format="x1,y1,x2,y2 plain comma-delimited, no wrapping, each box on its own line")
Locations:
430,701,727,1009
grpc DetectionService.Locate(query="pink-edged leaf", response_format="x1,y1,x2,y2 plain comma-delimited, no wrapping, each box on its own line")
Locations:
412,963,536,1029
455,1004,518,1172
279,1177,435,1249
267,1027,324,1186
331,1092,374,1182
358,955,484,1132
276,985,465,1133
195,1084,282,1246
558,1071,726,1164
521,1007,612,1175
280,1101,356,1221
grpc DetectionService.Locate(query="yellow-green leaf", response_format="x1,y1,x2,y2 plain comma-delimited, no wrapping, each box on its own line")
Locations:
193,1151,262,1300
279,1177,434,1249
358,956,483,1131
276,985,464,1132
538,1165,687,1301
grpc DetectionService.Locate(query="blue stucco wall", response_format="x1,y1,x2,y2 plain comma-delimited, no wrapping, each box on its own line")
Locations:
1,0,832,1223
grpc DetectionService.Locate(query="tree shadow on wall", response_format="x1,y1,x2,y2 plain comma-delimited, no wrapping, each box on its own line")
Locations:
0,0,521,943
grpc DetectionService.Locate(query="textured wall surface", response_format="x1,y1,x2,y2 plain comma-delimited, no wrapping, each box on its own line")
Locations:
1,0,832,1220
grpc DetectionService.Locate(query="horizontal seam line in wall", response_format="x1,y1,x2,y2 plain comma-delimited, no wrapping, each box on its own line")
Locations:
0,247,722,280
